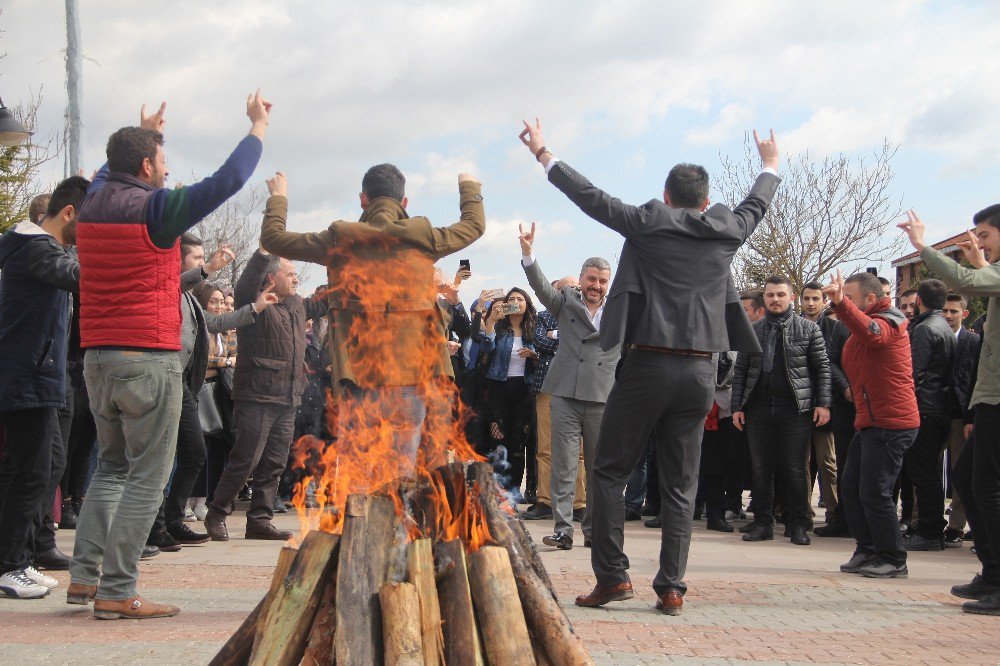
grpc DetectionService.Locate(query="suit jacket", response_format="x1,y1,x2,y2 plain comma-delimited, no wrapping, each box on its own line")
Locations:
546,161,780,353
522,258,621,403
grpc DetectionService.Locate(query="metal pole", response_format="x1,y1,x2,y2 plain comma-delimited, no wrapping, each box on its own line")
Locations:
65,0,83,176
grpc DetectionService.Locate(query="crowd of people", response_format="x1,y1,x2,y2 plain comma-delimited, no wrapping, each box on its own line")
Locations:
0,97,997,624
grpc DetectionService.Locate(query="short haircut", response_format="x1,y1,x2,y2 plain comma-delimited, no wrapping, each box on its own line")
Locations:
30,193,51,222
900,288,918,299
362,163,405,202
106,127,164,176
180,232,203,260
802,281,824,294
878,277,891,295
763,275,794,291
845,271,883,299
917,278,948,310
664,163,709,209
946,292,968,309
45,176,90,220
740,289,764,311
973,204,1000,231
580,257,611,273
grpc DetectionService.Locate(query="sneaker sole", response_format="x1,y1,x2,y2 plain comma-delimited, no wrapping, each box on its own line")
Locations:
66,594,94,605
0,586,50,599
541,539,573,550
94,609,180,620
951,588,1000,600
963,605,1000,616
859,570,908,579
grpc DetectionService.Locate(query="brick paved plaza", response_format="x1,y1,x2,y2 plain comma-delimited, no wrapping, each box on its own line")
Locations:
2,508,998,665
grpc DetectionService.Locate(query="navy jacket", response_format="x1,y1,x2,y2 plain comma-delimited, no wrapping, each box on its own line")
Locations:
0,222,79,410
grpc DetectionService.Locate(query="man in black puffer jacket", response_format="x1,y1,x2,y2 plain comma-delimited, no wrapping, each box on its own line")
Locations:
903,278,957,552
732,275,832,546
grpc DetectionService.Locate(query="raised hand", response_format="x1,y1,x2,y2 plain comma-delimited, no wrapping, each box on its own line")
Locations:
205,244,236,274
458,172,480,185
822,268,845,305
957,230,988,268
140,102,167,132
518,117,546,156
247,89,271,139
897,209,926,251
266,171,287,197
753,129,779,171
254,284,279,312
518,221,537,256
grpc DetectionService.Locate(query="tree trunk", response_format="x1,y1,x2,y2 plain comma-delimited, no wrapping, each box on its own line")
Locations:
468,546,535,666
407,537,444,666
380,581,424,665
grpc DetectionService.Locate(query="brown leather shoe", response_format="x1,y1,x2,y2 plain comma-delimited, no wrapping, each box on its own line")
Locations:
93,595,180,620
66,582,97,605
575,581,634,607
655,589,683,616
204,511,229,542
245,521,292,541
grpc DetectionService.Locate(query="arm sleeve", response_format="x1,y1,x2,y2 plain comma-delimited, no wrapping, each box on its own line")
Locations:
809,325,833,407
909,324,932,385
546,161,650,239
921,246,1000,297
429,181,487,258
731,352,748,412
730,172,782,243
235,250,269,308
833,298,900,348
827,325,851,396
450,303,472,340
532,314,559,356
180,267,205,292
145,135,263,249
87,164,109,195
204,304,255,334
522,258,566,315
26,237,80,292
259,195,338,265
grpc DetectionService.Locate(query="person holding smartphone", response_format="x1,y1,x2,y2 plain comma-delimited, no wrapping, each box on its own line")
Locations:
480,288,539,502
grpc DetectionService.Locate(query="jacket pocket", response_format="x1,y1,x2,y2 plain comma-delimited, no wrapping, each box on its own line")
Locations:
35,338,54,370
249,357,289,397
860,385,876,423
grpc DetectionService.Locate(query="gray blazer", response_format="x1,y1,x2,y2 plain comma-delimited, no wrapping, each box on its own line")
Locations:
522,258,621,403
547,161,780,353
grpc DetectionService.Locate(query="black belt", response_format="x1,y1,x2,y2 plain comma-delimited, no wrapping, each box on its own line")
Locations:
628,344,711,358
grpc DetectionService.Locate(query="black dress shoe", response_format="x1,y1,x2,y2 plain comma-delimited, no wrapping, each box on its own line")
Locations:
644,516,662,528
59,499,78,529
524,489,537,505
583,537,592,548
140,545,160,559
33,546,71,570
741,524,774,542
951,574,1000,600
706,517,734,533
624,507,642,521
521,503,552,520
573,507,586,522
790,526,811,545
245,521,292,540
693,503,705,520
641,504,660,517
167,523,210,545
148,528,182,552
542,531,573,550
738,521,761,534
814,522,851,537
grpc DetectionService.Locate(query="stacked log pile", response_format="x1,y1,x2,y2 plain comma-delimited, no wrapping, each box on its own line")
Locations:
210,461,592,666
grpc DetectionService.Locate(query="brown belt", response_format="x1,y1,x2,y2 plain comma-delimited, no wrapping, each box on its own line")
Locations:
628,344,712,358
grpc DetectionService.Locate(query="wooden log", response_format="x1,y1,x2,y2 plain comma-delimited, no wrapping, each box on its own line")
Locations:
249,532,340,666
379,581,424,665
468,546,535,666
407,538,445,666
335,494,400,666
253,546,299,650
300,574,337,666
209,546,297,666
434,539,484,666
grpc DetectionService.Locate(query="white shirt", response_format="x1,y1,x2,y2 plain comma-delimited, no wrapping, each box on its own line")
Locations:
507,336,527,378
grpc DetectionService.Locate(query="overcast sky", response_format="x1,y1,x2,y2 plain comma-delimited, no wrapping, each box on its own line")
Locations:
4,0,999,301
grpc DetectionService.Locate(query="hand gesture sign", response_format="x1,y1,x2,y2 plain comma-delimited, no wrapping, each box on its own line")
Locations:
518,117,546,156
897,209,926,251
518,221,537,256
247,88,272,126
140,102,167,132
205,244,236,274
254,284,279,312
957,230,988,268
822,268,845,305
753,129,779,171
266,171,288,197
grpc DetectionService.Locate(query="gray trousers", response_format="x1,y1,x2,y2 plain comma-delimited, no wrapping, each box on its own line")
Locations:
590,351,714,597
209,401,295,525
550,395,604,540
71,350,183,600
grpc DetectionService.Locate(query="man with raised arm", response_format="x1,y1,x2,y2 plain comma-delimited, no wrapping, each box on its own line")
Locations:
69,93,269,619
519,119,780,615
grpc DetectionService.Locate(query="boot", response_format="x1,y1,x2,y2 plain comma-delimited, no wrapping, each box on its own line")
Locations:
59,498,78,529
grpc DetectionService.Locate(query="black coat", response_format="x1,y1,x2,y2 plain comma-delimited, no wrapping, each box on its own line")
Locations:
952,326,980,420
909,309,957,416
732,312,832,414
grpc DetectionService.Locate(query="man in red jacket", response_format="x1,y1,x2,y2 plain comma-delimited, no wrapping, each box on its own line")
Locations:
823,270,919,579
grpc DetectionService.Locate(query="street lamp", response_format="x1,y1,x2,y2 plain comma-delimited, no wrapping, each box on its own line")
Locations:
0,97,32,147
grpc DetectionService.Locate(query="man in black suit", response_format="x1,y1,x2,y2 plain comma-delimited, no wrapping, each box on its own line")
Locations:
519,119,780,615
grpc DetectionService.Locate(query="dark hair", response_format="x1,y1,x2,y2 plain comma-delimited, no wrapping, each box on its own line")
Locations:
802,281,824,294
946,291,968,309
30,193,51,222
106,126,164,176
195,281,224,310
917,278,948,310
973,204,1000,230
495,287,537,345
763,275,794,290
845,271,883,299
740,289,764,311
45,176,90,219
878,277,891,287
664,163,709,209
900,288,918,299
180,232,203,260
362,163,405,202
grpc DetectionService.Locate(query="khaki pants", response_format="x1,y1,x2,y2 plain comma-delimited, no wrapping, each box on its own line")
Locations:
947,418,968,531
535,393,585,509
809,428,838,522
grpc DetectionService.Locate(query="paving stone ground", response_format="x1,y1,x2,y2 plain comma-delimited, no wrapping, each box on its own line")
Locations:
1,503,998,665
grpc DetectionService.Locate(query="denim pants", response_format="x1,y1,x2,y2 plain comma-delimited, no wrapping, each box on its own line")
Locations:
746,405,813,528
71,349,183,600
842,427,918,567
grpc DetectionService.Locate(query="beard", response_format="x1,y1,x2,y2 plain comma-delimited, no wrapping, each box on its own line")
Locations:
62,219,78,247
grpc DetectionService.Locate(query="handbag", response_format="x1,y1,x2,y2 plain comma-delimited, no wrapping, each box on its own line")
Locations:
198,380,225,435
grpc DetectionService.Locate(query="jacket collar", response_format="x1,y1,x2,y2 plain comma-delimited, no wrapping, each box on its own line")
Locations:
107,171,156,192
865,297,907,328
359,197,407,228
911,308,942,326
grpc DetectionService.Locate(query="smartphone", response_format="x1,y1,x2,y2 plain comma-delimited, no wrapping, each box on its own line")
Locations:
484,288,505,300
501,302,521,315
459,259,471,272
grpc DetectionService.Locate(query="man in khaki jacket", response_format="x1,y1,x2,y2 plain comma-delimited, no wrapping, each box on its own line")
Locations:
259,165,485,468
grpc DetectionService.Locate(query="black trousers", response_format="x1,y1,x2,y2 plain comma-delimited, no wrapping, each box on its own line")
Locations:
905,412,952,539
0,408,58,572
61,378,97,501
484,377,533,491
828,402,856,526
746,404,813,529
954,404,1000,584
590,351,714,597
725,425,750,513
152,383,206,533
700,418,735,520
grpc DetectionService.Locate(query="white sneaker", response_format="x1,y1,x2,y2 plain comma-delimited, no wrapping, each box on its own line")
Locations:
193,500,208,521
0,569,51,598
23,565,58,589
183,507,197,522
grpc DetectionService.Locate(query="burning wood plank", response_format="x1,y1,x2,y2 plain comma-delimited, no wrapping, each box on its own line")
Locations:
434,538,485,666
469,545,536,665
407,537,445,666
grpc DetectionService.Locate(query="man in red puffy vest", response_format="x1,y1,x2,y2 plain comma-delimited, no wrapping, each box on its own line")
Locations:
68,93,269,620
823,269,919,580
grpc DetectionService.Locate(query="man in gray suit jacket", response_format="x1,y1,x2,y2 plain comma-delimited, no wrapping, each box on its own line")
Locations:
520,119,781,616
518,223,620,550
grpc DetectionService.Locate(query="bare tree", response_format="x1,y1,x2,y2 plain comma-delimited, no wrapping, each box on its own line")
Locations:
718,137,904,293
0,90,58,232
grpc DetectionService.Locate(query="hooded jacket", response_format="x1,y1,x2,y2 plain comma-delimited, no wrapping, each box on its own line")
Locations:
0,221,79,410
